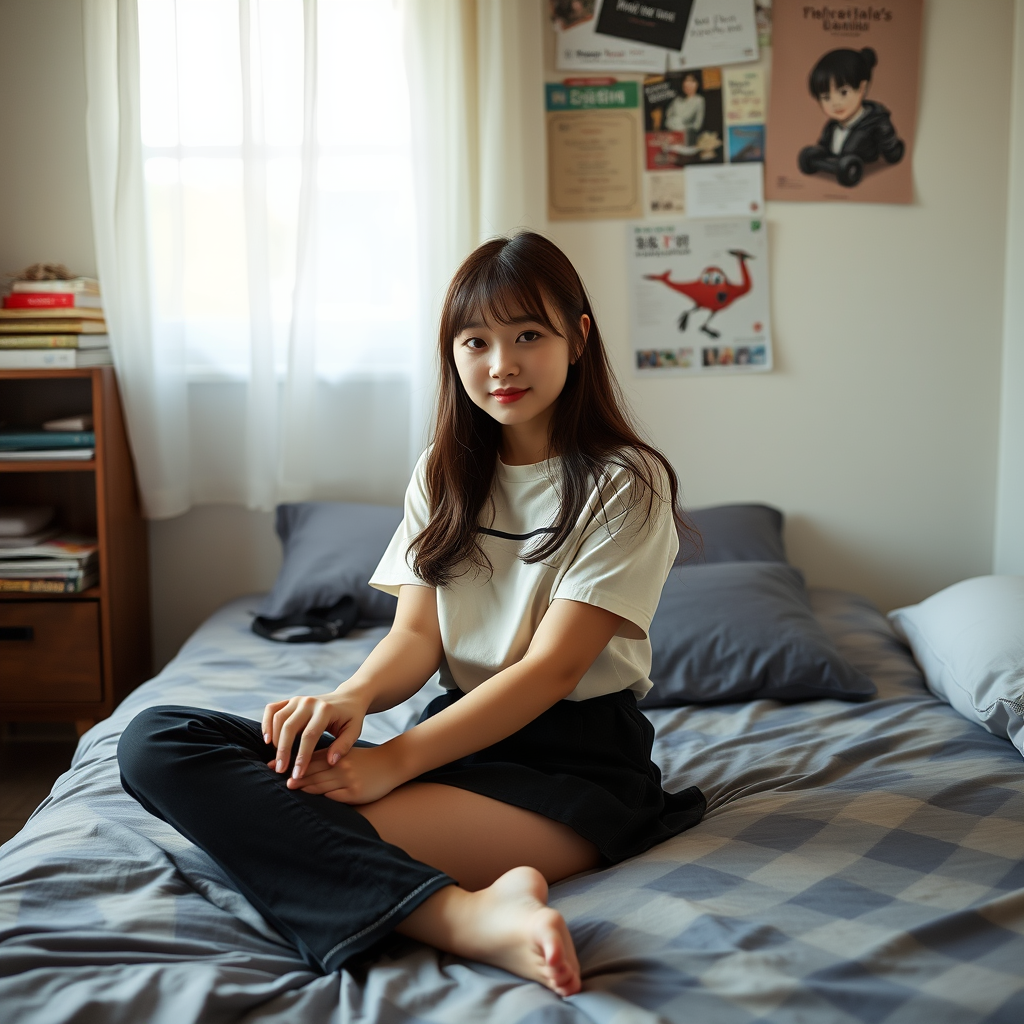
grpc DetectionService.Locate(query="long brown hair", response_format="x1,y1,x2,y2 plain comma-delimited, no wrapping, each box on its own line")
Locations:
412,231,690,587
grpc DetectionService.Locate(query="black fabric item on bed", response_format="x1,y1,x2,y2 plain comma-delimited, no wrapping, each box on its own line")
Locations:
415,689,707,864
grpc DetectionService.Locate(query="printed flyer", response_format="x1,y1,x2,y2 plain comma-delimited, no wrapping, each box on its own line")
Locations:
547,80,644,221
552,0,668,73
667,0,759,71
596,0,694,50
643,67,726,169
630,217,771,375
765,0,922,204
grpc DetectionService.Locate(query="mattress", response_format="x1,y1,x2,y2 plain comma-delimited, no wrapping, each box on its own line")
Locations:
1,589,1022,1023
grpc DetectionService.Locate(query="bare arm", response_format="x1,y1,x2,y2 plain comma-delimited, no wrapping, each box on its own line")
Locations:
263,584,442,778
291,598,624,803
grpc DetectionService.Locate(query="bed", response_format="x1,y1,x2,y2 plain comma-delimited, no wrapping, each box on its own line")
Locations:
2,586,1023,1023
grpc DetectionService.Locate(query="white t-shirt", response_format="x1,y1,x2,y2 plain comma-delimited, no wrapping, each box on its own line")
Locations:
368,450,679,701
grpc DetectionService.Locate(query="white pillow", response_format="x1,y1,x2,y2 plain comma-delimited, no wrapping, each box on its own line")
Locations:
889,576,1024,756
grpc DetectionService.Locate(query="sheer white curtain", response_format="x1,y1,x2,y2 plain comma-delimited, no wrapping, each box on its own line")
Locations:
84,0,538,518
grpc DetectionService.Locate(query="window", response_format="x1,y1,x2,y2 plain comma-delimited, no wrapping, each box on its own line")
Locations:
138,0,418,380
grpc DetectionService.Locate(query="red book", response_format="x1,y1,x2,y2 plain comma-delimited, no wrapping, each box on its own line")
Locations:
4,293,74,308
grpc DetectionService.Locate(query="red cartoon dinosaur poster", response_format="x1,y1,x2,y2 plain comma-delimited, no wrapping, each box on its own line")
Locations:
630,217,771,374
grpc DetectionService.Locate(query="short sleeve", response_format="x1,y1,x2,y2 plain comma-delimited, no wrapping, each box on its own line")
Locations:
552,465,679,639
368,450,433,596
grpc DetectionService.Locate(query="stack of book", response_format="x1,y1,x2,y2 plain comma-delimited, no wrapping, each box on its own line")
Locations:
0,507,98,593
0,276,111,368
0,415,95,461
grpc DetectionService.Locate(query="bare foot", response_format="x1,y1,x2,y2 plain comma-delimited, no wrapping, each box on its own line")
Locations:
397,866,581,997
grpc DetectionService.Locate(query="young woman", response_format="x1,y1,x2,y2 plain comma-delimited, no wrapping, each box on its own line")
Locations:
118,232,705,998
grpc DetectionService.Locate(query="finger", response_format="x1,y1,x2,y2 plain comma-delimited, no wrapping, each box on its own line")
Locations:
327,720,359,765
275,702,314,773
271,701,298,749
261,700,288,745
292,705,332,780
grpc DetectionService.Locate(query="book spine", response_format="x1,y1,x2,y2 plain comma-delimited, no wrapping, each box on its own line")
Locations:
3,294,75,309
11,279,99,295
0,336,84,349
0,577,89,593
0,432,95,449
0,349,76,368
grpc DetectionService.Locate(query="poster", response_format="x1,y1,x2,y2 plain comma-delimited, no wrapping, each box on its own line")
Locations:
724,65,766,162
547,80,644,221
667,0,759,71
765,0,922,204
630,217,771,375
552,0,668,73
643,67,725,170
596,0,694,50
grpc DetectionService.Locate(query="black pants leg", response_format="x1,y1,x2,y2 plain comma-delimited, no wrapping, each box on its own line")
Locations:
117,705,454,972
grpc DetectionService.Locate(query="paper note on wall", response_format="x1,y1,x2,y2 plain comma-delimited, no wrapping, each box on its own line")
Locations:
547,80,644,221
668,0,758,70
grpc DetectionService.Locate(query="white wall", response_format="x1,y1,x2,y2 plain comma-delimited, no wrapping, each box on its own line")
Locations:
0,0,1015,673
995,0,1024,574
535,0,1013,611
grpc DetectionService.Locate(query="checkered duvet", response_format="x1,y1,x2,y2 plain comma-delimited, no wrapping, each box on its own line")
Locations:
1,589,1022,1023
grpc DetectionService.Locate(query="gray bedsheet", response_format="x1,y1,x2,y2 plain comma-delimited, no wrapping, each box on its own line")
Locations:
2,589,1022,1023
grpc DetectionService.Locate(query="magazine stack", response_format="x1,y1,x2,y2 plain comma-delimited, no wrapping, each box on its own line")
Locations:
0,265,111,369
0,415,95,463
0,507,99,593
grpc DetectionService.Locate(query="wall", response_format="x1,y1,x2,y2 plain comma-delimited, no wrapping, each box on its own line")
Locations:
535,0,1013,611
995,0,1024,575
0,0,1015,673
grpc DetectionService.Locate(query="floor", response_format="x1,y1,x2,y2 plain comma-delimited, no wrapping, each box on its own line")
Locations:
0,723,78,845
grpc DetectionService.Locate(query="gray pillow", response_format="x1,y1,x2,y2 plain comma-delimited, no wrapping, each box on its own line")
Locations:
258,502,403,622
645,561,876,707
680,503,786,565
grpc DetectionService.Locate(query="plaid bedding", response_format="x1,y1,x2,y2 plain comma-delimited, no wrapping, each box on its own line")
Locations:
1,589,1022,1023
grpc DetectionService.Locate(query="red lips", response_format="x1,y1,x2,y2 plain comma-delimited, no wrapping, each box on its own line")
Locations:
491,388,528,404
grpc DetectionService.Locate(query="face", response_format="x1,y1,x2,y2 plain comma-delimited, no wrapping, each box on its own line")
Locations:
452,301,588,439
683,75,699,97
818,79,867,123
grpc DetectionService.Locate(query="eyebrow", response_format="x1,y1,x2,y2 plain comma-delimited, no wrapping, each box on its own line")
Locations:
460,314,547,331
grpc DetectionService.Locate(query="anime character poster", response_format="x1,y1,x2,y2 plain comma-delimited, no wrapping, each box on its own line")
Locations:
630,217,771,375
643,68,725,170
765,0,922,204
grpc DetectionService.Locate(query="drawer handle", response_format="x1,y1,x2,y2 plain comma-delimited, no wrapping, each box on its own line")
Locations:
0,626,34,641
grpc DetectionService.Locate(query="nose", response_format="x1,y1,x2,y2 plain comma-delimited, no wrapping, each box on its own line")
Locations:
489,341,518,380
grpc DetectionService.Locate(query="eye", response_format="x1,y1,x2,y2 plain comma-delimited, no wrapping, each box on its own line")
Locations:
462,336,486,350
517,330,542,343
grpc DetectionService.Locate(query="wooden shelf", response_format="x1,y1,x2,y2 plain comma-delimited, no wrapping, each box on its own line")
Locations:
0,367,151,730
0,460,96,473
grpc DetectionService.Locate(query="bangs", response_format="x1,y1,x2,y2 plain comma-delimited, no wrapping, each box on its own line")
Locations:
450,258,561,337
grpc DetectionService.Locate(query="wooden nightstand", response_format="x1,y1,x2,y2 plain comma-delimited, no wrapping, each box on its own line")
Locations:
0,367,151,734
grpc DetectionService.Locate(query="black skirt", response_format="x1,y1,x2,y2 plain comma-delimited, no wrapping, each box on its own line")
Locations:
414,688,705,865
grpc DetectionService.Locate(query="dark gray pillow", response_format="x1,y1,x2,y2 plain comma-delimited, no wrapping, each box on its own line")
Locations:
645,561,875,707
679,503,786,565
258,502,403,622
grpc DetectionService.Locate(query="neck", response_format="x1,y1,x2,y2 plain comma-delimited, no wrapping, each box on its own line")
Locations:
500,412,555,467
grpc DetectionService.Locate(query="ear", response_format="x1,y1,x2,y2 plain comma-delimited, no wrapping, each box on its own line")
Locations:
571,314,591,364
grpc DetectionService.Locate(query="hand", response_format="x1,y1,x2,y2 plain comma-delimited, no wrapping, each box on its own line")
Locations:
283,744,408,805
261,686,370,781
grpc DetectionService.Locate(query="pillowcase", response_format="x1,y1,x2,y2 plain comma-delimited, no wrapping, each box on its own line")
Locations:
680,503,787,565
258,502,403,623
889,576,1024,756
645,561,876,707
